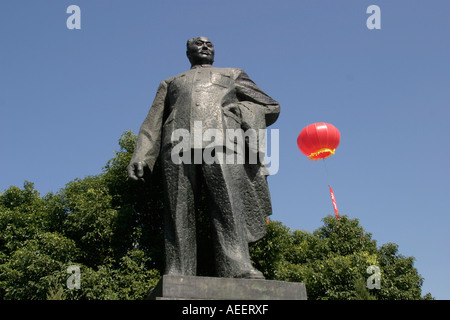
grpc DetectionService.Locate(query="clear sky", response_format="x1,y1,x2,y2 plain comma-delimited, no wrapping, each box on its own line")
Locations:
1,0,449,299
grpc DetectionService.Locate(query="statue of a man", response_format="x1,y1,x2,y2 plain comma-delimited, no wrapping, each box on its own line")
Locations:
128,37,280,279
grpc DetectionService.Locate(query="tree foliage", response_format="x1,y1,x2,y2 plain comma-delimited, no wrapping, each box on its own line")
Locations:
0,132,433,299
250,217,432,300
0,132,162,300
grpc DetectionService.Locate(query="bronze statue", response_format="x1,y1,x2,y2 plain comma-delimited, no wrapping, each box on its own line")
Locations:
128,37,280,279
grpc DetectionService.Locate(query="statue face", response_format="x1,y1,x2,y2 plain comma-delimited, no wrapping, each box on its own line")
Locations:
187,37,215,65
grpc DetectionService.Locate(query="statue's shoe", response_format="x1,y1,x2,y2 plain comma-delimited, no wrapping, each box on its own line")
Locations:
235,268,265,280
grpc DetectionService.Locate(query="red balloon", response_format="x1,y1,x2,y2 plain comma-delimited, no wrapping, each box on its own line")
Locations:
297,123,341,160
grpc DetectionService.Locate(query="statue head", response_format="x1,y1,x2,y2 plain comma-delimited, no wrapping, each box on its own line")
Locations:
186,36,215,67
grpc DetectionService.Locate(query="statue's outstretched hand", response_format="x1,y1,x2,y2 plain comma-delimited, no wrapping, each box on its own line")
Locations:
127,161,147,182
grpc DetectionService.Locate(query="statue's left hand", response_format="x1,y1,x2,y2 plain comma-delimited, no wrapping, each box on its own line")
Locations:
223,104,242,118
127,161,147,182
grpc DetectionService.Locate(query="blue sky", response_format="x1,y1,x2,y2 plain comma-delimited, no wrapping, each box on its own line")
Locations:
1,0,449,299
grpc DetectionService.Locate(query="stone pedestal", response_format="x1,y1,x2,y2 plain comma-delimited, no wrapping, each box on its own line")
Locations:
147,275,307,300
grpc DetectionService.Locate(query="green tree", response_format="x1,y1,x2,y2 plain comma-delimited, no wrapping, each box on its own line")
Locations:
354,276,376,300
0,183,80,299
250,216,432,300
0,132,162,300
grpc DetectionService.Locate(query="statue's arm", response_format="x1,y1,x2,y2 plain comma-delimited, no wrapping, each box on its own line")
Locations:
234,69,280,127
127,80,168,181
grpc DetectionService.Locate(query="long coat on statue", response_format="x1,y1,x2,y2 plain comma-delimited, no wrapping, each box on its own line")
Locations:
129,66,280,275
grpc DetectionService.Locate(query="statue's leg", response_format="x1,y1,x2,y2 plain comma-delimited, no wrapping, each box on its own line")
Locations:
201,151,264,279
161,155,198,276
